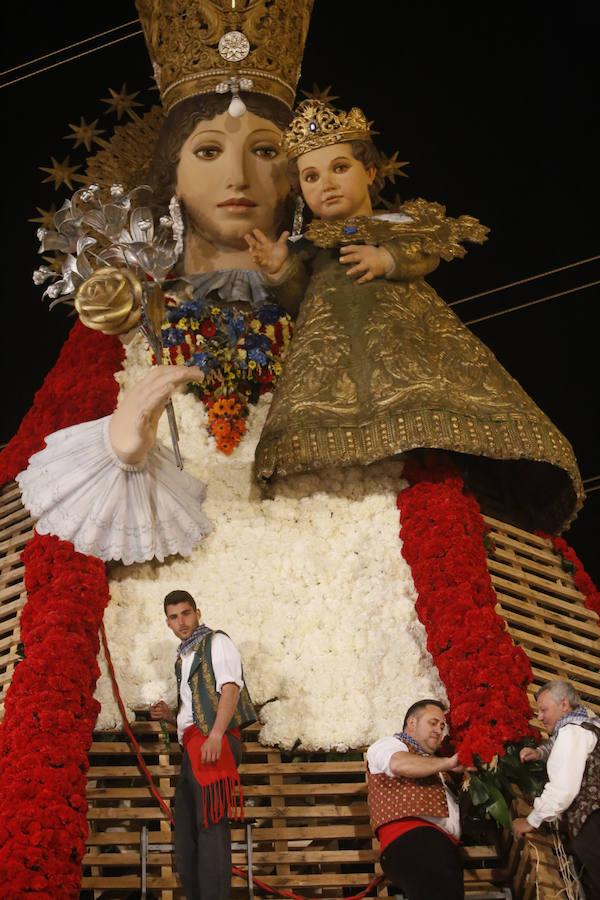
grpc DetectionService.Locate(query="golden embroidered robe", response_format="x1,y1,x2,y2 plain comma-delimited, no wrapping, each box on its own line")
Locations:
254,202,582,533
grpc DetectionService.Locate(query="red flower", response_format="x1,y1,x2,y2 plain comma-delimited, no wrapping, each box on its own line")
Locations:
200,320,217,337
398,453,535,765
537,530,600,620
0,532,110,897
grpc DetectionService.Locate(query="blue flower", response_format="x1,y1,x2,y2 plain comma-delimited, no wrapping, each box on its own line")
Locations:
245,333,271,352
181,299,207,319
248,349,267,366
255,303,283,326
162,327,186,346
166,307,183,323
222,308,248,343
190,351,216,372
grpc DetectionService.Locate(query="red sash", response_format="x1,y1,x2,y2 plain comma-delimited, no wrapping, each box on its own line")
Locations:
182,726,244,826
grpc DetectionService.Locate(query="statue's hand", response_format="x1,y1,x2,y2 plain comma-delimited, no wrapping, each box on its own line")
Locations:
245,228,291,276
109,366,203,465
339,244,395,283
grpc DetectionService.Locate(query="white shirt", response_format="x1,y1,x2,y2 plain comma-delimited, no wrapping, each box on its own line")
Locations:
176,632,244,744
367,736,461,840
528,724,598,829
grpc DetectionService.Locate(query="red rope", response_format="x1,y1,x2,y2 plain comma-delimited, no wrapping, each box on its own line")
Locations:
232,866,383,900
99,621,176,826
100,623,383,899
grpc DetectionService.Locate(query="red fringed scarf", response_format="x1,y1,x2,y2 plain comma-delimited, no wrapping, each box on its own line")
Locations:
182,727,244,827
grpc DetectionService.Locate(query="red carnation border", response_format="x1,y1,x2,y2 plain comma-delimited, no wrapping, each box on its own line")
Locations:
0,322,122,899
397,453,536,766
536,531,600,621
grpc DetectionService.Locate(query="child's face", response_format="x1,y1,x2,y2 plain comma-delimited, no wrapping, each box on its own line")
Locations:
297,143,376,221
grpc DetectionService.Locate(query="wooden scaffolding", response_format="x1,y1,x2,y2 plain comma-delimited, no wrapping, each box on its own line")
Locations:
1,481,599,899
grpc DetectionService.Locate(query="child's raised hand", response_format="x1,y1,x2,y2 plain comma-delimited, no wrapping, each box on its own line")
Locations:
244,228,291,276
339,244,395,284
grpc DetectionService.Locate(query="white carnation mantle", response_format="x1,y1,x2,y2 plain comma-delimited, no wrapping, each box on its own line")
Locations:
94,333,446,750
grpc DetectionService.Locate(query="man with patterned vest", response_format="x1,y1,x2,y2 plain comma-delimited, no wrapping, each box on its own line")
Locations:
150,590,257,900
366,699,464,900
513,680,600,900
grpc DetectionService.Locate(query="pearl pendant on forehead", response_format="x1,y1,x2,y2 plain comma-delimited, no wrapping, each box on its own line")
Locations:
228,95,247,118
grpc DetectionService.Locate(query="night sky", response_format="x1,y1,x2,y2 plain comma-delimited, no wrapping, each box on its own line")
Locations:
2,2,599,581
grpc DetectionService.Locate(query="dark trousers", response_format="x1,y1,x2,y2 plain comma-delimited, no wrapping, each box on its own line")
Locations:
174,734,242,900
571,809,600,900
380,825,464,900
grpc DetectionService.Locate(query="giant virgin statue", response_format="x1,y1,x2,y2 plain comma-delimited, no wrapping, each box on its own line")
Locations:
8,0,583,754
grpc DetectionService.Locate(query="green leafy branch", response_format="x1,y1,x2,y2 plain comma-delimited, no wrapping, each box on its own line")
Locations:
463,741,546,832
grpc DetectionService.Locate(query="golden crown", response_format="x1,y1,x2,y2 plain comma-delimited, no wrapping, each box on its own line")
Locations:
282,100,373,159
136,0,314,113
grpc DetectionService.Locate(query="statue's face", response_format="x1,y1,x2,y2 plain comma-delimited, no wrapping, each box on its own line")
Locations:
175,110,290,249
297,142,375,221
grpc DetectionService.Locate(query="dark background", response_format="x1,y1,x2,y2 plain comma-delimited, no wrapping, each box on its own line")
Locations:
1,2,599,581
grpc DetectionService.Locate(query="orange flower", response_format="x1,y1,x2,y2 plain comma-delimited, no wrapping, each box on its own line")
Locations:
212,398,228,415
216,438,235,455
212,420,232,437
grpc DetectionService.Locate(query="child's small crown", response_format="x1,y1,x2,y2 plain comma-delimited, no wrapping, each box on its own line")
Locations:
282,100,373,160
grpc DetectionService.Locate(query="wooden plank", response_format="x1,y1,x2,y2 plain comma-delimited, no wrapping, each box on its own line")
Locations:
81,873,383,889
0,530,35,554
88,765,181,777
157,743,175,899
498,603,600,643
508,627,600,672
239,760,366,774
87,802,371,820
0,506,35,531
86,831,172,845
267,747,290,878
88,741,182,755
491,544,582,582
489,564,593,608
87,808,173,820
0,592,28,613
525,649,600,687
0,482,28,506
0,629,21,651
483,516,551,549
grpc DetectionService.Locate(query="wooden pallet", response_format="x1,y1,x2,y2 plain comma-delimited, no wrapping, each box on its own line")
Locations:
485,515,600,718
0,481,35,721
82,721,515,899
2,482,600,898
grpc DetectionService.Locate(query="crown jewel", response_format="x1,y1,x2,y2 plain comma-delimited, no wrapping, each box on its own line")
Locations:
136,0,314,113
282,100,373,159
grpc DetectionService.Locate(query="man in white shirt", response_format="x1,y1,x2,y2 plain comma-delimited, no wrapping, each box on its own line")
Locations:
366,699,464,900
150,590,256,900
513,680,600,900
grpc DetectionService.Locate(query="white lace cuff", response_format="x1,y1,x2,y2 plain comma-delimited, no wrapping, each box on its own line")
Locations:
17,416,211,565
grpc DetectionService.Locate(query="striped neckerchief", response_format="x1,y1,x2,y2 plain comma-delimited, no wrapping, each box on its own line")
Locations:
393,731,431,755
552,705,600,737
177,624,212,658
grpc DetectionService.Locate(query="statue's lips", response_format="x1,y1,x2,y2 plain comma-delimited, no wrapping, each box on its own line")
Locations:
217,198,257,213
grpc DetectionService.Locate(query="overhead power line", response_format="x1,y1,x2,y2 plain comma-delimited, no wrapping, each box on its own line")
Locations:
0,24,143,89
450,254,600,307
463,279,600,327
0,20,140,77
583,476,600,495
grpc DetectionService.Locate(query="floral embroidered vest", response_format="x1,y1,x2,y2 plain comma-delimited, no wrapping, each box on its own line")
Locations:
175,630,257,736
367,743,449,834
564,722,600,838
